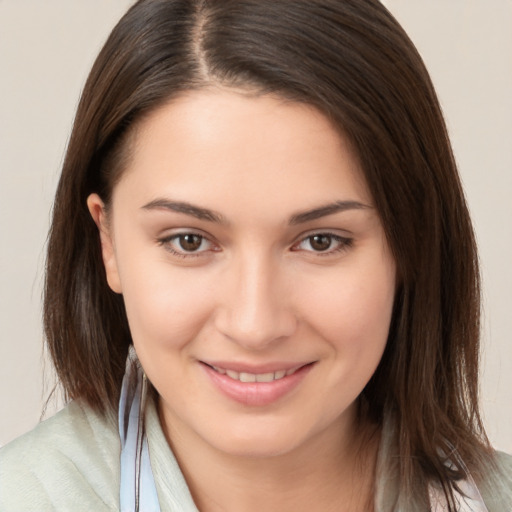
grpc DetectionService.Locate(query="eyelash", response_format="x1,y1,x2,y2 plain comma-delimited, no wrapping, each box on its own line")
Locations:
291,233,353,256
158,232,216,258
157,232,353,258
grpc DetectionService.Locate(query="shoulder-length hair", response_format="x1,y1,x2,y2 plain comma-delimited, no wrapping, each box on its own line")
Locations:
44,0,492,507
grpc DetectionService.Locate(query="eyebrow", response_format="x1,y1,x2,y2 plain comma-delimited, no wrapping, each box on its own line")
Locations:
141,198,371,225
289,200,372,225
141,199,226,224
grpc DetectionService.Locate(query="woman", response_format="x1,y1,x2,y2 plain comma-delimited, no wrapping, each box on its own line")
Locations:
1,0,511,510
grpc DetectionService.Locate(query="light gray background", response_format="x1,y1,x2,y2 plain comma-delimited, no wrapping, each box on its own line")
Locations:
1,1,511,451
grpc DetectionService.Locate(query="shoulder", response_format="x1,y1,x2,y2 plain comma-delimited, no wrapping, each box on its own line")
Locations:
496,450,512,474
0,401,120,512
495,450,512,489
478,450,512,510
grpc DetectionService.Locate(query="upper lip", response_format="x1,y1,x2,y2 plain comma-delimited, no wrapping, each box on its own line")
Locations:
200,360,315,374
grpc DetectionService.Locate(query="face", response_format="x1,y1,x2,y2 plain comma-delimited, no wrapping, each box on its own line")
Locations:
89,90,396,459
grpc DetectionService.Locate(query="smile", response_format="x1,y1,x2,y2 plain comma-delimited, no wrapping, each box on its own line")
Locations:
209,364,302,383
201,361,315,406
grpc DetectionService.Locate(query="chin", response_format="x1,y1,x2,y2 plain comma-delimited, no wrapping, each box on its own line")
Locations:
210,434,301,459
196,415,319,459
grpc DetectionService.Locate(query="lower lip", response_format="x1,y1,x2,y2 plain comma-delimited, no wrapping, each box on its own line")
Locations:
201,363,314,407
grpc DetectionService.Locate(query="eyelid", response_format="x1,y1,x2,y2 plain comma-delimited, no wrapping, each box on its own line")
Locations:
291,230,353,255
157,229,219,257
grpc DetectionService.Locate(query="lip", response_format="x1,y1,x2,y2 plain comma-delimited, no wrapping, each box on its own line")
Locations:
200,360,315,407
202,360,309,374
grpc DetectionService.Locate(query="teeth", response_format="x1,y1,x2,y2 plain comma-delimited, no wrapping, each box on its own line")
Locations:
226,369,239,380
256,372,275,383
212,365,300,382
239,372,256,383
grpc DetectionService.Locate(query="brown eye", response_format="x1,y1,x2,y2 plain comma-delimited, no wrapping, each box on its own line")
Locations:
309,234,333,251
292,232,353,255
159,232,213,256
178,234,203,251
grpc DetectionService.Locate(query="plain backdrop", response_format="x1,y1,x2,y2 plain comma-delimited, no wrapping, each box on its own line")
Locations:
1,1,511,451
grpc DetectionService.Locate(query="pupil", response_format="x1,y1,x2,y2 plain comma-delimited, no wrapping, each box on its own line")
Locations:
311,235,331,251
179,234,202,251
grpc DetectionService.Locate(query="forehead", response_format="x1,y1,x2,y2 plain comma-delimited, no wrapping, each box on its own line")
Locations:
113,89,371,214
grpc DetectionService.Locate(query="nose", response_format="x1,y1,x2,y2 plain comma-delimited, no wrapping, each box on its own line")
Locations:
214,253,297,350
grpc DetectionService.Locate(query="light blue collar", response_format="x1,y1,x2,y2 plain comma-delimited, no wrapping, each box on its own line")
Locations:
119,346,161,512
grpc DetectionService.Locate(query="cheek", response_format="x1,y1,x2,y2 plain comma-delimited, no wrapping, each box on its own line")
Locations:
303,261,395,415
301,254,395,360
115,247,214,348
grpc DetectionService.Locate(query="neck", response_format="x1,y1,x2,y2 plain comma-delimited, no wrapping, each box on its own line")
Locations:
159,402,380,512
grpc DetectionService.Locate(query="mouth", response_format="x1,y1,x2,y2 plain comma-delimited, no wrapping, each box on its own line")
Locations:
200,361,316,406
204,363,307,383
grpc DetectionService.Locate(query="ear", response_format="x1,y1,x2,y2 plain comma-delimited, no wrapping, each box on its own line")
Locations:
87,193,122,294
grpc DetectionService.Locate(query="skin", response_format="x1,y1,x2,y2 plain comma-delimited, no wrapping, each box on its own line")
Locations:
88,89,396,511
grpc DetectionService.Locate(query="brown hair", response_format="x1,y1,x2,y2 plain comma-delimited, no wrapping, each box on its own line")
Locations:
44,0,493,507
